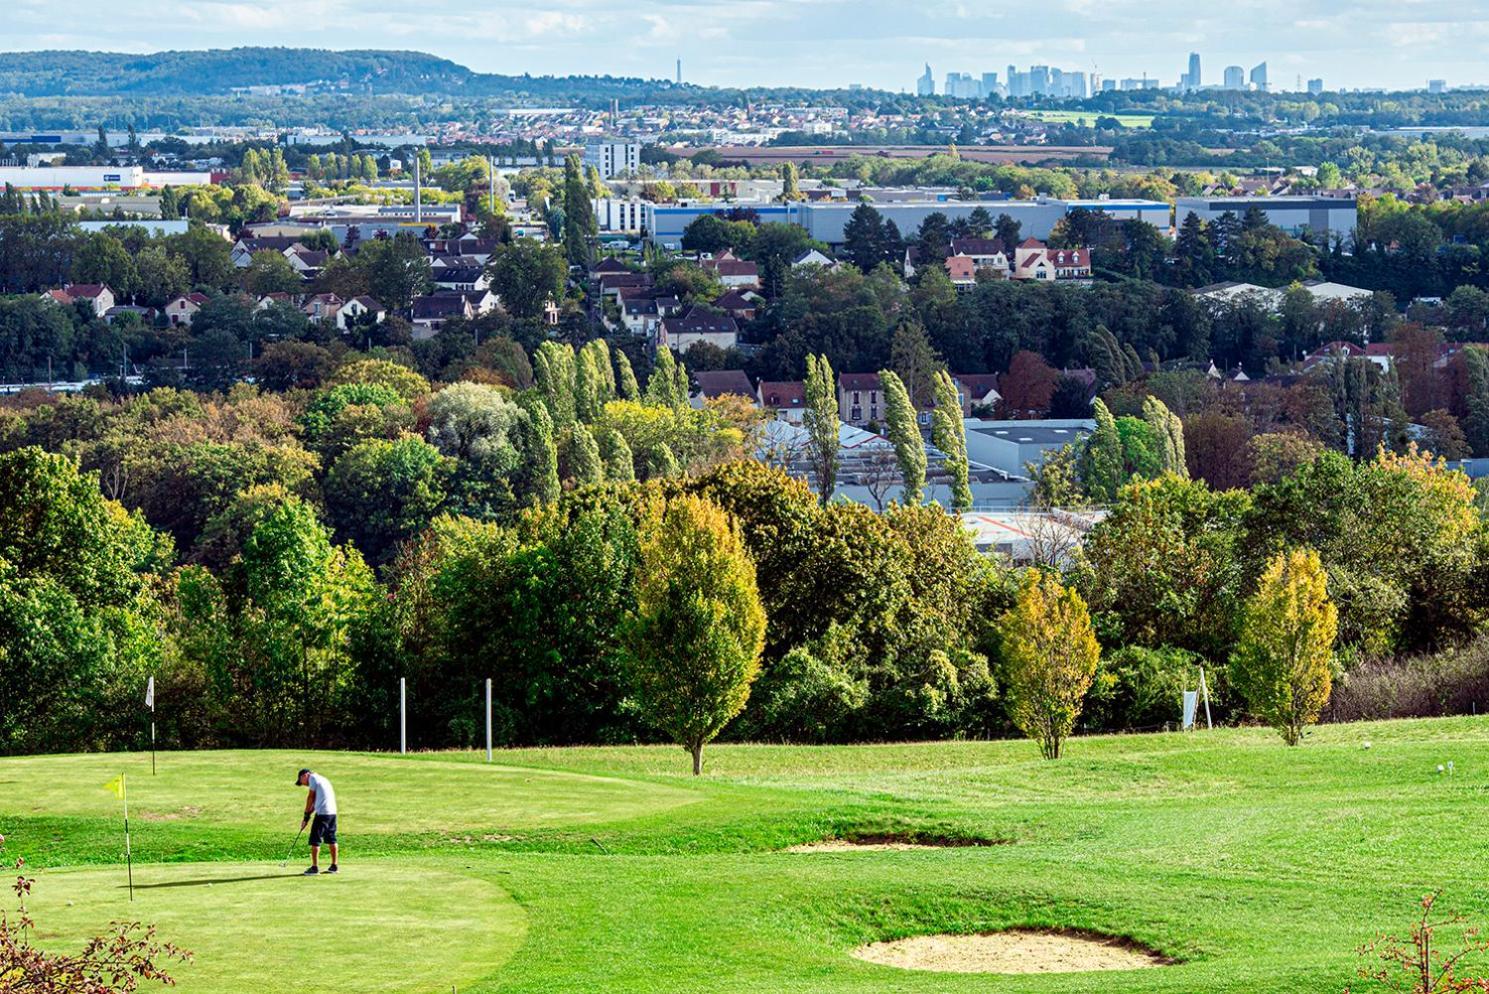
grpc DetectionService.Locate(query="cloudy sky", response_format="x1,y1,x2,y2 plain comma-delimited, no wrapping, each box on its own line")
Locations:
8,0,1488,92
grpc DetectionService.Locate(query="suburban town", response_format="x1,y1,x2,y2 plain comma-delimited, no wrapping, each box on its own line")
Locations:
4,29,1489,994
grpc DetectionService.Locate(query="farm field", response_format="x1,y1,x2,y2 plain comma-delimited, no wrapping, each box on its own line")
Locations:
6,718,1489,993
1018,109,1157,128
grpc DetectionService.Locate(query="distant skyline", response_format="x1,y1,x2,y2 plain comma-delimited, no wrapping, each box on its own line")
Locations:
8,0,1489,92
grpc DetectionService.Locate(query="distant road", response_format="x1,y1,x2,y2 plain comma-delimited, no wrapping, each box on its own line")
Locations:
671,144,1112,165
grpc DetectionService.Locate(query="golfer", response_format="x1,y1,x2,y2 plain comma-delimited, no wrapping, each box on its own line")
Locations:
295,768,339,875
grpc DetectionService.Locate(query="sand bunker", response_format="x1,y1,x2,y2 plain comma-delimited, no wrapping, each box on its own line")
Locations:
851,929,1169,974
787,833,1001,853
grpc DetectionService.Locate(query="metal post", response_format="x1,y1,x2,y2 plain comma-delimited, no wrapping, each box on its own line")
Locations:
485,678,493,763
1199,667,1213,730
399,678,407,754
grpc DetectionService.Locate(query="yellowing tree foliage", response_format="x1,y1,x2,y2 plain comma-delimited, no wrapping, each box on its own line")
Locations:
999,570,1101,759
1230,547,1338,746
622,495,767,774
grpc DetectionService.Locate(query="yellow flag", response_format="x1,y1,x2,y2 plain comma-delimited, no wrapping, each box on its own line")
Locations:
104,774,126,799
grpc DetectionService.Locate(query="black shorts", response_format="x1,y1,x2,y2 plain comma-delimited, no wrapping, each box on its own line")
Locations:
309,814,338,846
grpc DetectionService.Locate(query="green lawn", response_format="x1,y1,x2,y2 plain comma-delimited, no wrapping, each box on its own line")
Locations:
1019,109,1156,129
5,719,1489,992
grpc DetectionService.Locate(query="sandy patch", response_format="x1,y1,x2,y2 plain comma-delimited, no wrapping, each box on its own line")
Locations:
787,834,1001,853
851,929,1169,974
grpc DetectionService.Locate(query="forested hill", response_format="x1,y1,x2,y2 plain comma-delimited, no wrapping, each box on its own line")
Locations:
0,48,695,102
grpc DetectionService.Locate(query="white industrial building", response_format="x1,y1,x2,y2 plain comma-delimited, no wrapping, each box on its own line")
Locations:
0,166,213,190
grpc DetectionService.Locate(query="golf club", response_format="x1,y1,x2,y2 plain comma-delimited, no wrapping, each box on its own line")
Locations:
279,823,306,868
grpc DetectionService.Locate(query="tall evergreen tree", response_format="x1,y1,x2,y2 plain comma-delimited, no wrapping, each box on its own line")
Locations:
561,154,596,268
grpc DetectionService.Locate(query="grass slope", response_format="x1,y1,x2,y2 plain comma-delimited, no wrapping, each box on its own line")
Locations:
5,719,1489,992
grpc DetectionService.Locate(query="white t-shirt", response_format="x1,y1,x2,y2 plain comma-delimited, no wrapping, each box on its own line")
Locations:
307,772,337,816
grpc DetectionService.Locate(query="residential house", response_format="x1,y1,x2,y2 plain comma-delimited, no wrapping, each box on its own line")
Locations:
432,266,490,293
952,372,1001,415
757,379,807,423
303,292,344,324
1012,239,1091,281
701,250,761,289
946,254,979,288
690,369,754,408
285,248,330,277
712,289,761,321
838,372,884,427
657,306,739,353
163,292,210,327
411,294,473,339
589,257,632,279
791,248,835,269
337,295,386,331
255,292,296,311
950,237,1010,275
61,284,116,318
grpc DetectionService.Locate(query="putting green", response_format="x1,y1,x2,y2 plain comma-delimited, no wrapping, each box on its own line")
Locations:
0,749,700,833
24,861,525,994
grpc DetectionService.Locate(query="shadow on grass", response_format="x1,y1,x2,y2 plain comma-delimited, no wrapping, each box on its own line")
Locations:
125,873,302,890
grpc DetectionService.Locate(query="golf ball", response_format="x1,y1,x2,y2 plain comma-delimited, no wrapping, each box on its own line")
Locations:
1362,742,1372,749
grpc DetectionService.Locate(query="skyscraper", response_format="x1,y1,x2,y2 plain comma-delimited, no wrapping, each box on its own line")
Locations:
1307,78,1324,95
916,64,934,96
1183,52,1202,90
1249,62,1268,91
981,72,1000,97
1223,65,1245,90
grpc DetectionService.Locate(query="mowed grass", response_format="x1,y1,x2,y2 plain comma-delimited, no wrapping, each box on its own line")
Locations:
5,719,1489,992
25,862,525,994
1019,109,1156,129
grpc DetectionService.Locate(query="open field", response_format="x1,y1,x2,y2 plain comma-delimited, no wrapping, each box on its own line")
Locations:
1017,109,1157,128
7,719,1489,992
673,144,1114,164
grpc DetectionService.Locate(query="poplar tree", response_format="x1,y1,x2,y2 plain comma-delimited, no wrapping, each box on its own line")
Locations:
565,423,605,485
1081,399,1125,502
1142,395,1188,477
615,349,641,401
932,369,972,511
803,354,840,505
880,369,926,504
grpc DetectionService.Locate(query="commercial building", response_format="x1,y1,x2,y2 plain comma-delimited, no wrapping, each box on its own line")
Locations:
1224,65,1246,90
916,64,935,96
582,141,640,180
0,166,212,190
594,197,645,233
643,197,1171,248
1307,78,1325,95
962,419,1095,479
1249,62,1269,92
1181,52,1202,91
1175,195,1357,245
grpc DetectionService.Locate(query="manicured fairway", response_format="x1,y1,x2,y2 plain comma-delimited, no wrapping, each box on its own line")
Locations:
25,862,525,994
6,719,1489,992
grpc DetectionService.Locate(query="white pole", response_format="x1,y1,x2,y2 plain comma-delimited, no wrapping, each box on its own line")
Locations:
485,678,493,763
1199,667,1213,730
399,678,407,754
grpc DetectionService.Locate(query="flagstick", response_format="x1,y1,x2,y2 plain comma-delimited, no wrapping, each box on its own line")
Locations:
150,715,156,776
122,774,134,902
